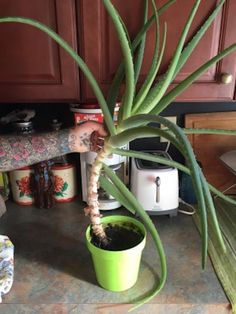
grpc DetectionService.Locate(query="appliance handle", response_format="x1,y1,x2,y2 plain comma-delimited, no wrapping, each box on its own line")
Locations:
155,176,161,203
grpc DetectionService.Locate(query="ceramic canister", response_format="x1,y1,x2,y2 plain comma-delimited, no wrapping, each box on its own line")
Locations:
9,167,34,205
70,103,120,125
70,103,103,124
52,163,77,202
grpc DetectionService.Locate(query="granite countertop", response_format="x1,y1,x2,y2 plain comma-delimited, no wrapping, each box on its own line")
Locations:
0,200,231,314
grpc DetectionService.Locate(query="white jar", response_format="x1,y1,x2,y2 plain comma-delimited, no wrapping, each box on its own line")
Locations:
9,167,34,205
52,163,77,202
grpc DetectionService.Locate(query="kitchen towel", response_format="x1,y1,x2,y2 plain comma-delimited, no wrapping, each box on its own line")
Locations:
0,235,14,302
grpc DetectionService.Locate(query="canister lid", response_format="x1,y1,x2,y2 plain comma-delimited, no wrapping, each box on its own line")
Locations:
70,102,121,111
12,121,34,134
70,103,100,112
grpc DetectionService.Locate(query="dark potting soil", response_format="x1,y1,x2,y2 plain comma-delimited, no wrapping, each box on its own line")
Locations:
91,223,144,251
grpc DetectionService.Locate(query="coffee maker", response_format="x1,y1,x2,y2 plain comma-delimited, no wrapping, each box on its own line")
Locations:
80,149,128,210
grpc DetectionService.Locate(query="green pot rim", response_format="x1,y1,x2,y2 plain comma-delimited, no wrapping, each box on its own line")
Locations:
86,215,146,255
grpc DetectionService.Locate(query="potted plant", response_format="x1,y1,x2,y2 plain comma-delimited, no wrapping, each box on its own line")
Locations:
1,0,236,309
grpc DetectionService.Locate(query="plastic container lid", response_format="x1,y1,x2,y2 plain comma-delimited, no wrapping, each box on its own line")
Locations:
70,102,121,112
70,103,100,112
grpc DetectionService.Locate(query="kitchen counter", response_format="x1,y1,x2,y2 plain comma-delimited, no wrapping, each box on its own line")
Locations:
0,200,231,314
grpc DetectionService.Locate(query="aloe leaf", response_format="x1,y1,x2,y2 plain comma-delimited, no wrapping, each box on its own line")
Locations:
200,170,226,253
151,116,208,268
134,0,226,115
112,116,208,268
113,147,236,207
152,43,236,115
112,141,224,261
119,123,208,269
118,15,132,49
106,64,124,116
173,0,226,78
109,125,179,148
134,0,202,115
120,113,153,130
121,114,227,259
116,147,184,169
122,110,227,265
131,0,175,53
106,0,176,117
0,16,116,135
184,128,236,136
102,164,167,309
133,0,149,85
103,0,134,120
209,184,236,206
120,115,236,137
99,176,135,214
132,2,165,113
133,23,167,113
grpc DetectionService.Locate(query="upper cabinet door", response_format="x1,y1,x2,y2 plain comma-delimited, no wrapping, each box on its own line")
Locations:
0,0,80,103
78,0,236,102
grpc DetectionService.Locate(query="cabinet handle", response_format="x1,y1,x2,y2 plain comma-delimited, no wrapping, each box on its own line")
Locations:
220,73,233,84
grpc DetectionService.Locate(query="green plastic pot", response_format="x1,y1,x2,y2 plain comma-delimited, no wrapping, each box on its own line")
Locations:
86,215,146,292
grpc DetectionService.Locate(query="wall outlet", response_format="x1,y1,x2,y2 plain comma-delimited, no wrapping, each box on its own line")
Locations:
160,116,177,142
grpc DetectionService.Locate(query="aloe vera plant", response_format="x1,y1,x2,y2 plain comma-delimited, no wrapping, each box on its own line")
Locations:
1,0,236,308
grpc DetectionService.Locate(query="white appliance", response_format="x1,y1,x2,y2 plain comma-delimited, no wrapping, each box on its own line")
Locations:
80,149,129,210
131,151,179,216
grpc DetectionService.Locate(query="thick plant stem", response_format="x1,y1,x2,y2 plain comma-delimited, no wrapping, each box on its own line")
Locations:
84,144,111,245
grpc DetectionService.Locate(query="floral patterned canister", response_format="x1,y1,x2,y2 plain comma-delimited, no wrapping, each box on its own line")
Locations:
9,166,34,205
52,163,77,202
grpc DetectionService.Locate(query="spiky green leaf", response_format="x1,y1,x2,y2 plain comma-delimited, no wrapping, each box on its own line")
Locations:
106,0,176,118
111,115,209,268
134,0,148,84
173,0,226,78
103,0,135,119
134,0,202,114
153,43,236,114
132,1,165,112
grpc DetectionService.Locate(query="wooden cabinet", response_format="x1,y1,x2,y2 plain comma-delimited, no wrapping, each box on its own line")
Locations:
185,112,236,193
78,0,236,102
0,0,236,104
0,0,80,103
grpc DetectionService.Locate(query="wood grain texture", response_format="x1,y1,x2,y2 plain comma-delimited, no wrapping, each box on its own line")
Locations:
78,0,236,102
0,0,80,103
185,111,236,193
